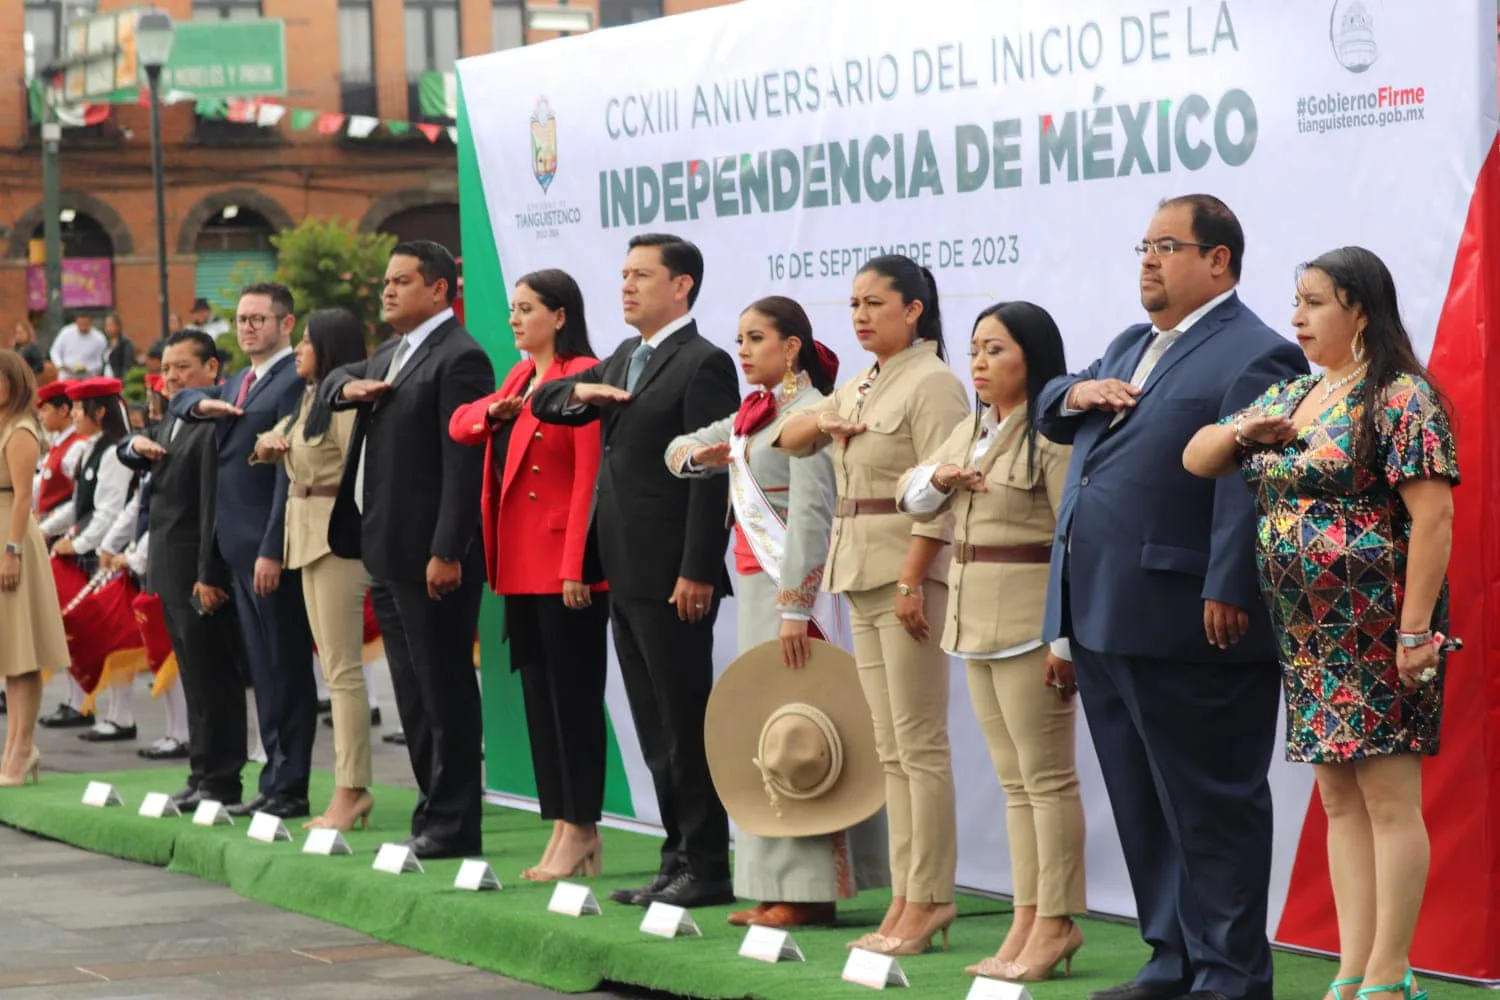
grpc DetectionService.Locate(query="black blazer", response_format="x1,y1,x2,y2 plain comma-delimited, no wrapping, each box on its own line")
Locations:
322,316,494,585
170,355,303,572
530,320,739,601
103,339,135,380
117,414,230,599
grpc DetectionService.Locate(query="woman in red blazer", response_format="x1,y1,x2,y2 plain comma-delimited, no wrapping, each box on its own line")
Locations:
449,268,608,881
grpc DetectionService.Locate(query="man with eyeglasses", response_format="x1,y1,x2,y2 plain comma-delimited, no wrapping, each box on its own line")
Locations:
1035,196,1306,1000
170,282,317,821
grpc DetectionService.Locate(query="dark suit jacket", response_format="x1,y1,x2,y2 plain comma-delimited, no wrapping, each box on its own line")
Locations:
530,319,739,601
117,414,230,599
321,316,494,585
170,354,302,572
1034,292,1308,664
103,338,135,380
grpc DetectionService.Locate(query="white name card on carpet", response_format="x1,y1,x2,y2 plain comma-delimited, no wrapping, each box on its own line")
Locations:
82,781,122,808
302,828,352,856
739,925,805,963
454,860,501,891
640,902,702,939
373,843,425,875
842,948,909,990
192,800,233,826
247,812,293,844
138,792,180,818
966,977,1032,1000
548,881,601,916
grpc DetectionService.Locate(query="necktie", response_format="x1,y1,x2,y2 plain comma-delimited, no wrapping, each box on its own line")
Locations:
233,370,258,409
1110,329,1182,428
384,336,412,383
625,342,654,393
356,338,412,513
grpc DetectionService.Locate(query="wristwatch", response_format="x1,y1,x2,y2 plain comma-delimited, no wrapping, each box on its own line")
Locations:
3,541,20,557
1397,630,1434,649
896,583,922,598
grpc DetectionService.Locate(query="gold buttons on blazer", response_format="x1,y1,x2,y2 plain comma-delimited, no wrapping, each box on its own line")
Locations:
531,465,540,473
533,431,543,440
528,492,537,500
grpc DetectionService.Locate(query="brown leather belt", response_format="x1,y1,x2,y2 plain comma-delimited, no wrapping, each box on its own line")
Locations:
954,543,1052,565
289,483,340,499
835,497,899,517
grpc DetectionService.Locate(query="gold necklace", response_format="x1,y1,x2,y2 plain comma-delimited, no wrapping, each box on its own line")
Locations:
1320,362,1367,402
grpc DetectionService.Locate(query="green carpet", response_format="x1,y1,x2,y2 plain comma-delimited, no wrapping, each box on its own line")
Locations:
0,768,1484,999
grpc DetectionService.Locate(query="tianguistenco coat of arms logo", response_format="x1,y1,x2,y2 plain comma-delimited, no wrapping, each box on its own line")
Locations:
1329,0,1379,74
530,98,558,193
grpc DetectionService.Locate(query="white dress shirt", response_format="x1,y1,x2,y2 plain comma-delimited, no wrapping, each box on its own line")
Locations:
41,436,133,554
564,312,693,414
385,308,454,381
1060,287,1236,416
902,405,1071,663
249,345,295,383
50,324,109,380
100,487,142,557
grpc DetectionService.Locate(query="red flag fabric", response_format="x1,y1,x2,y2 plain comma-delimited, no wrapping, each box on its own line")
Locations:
317,113,347,135
417,123,442,143
362,591,381,645
50,554,89,608
63,574,141,694
131,591,174,674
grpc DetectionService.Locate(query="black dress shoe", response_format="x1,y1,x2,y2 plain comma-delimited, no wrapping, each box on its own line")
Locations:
323,706,382,729
257,796,311,820
391,834,479,860
39,704,93,728
79,723,137,742
382,730,406,746
1090,983,1189,1000
138,738,190,760
609,870,676,906
169,786,203,810
1174,993,1232,1000
226,793,272,817
639,871,735,909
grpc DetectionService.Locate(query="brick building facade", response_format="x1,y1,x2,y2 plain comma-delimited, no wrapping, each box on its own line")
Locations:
0,0,735,353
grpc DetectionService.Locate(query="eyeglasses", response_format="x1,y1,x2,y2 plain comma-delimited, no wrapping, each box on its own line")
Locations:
235,312,284,331
1134,239,1219,258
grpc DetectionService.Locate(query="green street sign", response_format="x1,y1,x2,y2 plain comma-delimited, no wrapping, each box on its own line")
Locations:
159,20,286,98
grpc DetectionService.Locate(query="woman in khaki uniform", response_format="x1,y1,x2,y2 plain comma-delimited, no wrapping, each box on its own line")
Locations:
898,302,1086,983
253,309,372,831
777,255,969,955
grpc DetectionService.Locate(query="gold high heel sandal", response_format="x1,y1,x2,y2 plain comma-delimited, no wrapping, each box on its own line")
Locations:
528,837,603,881
0,748,41,787
876,902,958,956
997,921,1085,982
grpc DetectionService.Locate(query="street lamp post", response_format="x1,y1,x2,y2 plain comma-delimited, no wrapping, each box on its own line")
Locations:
135,10,176,341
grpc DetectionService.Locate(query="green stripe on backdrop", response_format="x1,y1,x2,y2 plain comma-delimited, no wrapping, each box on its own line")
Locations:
456,80,636,818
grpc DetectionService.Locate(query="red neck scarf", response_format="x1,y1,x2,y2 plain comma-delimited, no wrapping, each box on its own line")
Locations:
731,342,841,438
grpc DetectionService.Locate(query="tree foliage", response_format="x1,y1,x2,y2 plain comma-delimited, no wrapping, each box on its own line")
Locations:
271,218,395,339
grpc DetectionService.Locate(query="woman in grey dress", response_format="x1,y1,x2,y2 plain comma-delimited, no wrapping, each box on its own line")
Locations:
668,296,888,927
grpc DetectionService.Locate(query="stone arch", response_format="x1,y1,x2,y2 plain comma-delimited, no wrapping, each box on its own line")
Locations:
176,188,294,255
6,191,134,258
357,188,451,235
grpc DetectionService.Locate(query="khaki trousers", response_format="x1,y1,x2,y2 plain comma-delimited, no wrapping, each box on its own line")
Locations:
846,581,957,903
965,646,1086,916
301,553,372,789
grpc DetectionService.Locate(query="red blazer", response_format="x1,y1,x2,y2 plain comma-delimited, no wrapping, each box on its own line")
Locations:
448,355,606,595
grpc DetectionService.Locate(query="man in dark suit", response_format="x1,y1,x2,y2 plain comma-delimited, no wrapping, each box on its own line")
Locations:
531,233,738,908
171,283,316,820
321,241,493,859
1035,196,1307,1000
119,330,248,808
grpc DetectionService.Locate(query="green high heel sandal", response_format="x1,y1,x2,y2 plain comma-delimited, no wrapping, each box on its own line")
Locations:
1328,977,1362,1000
1355,970,1428,1000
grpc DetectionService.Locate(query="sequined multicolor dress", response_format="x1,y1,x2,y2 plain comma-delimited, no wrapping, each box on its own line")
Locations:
1229,373,1458,763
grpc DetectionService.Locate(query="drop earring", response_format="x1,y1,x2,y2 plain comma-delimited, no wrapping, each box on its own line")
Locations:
781,356,799,396
1352,330,1366,363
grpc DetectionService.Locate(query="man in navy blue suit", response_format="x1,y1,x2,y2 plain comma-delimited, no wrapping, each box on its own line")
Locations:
1036,195,1307,1000
171,282,316,820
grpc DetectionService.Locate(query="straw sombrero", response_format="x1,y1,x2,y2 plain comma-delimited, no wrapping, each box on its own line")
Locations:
705,638,883,838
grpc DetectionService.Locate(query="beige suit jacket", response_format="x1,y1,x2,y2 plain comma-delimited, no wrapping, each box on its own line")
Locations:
897,405,1070,655
781,341,969,595
256,400,356,571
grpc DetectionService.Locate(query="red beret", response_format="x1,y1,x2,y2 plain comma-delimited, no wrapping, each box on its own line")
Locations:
144,373,164,395
64,377,124,402
36,381,71,404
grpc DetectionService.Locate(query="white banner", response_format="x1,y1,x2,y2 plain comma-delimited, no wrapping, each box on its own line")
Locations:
460,0,1498,925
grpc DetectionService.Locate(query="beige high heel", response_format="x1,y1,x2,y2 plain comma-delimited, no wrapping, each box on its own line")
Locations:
0,748,41,787
528,836,603,881
302,791,373,831
996,921,1085,981
875,902,958,956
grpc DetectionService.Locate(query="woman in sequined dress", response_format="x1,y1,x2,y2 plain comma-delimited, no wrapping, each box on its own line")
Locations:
1183,247,1457,1000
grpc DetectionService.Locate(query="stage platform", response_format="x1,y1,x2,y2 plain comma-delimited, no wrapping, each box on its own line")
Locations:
0,768,1484,999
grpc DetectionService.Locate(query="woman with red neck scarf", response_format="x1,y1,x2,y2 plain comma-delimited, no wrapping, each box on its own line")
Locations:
667,296,889,929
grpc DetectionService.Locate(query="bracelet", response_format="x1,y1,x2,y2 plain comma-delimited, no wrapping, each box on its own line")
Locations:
1233,418,1252,451
1397,629,1435,649
816,412,835,434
